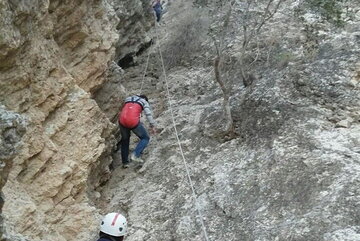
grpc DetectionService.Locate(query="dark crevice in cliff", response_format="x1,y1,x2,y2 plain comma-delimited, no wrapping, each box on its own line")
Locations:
117,54,136,69
117,40,152,69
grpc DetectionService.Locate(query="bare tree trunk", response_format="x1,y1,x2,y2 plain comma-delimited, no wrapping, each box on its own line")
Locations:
214,55,235,139
210,2,236,140
209,0,285,139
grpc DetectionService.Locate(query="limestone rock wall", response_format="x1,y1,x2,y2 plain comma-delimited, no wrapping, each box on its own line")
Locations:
0,0,152,240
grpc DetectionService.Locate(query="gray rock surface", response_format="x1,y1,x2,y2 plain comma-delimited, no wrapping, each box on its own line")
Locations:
97,0,360,241
0,106,26,240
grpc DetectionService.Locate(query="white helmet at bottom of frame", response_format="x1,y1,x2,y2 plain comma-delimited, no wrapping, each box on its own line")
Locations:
100,212,128,237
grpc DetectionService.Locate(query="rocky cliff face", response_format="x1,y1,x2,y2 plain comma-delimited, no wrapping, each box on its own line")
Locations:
0,0,359,241
0,0,152,240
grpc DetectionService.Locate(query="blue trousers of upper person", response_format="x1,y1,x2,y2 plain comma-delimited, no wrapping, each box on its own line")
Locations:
119,122,150,164
154,8,162,22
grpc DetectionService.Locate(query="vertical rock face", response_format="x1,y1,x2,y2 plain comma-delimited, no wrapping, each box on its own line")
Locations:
0,0,152,240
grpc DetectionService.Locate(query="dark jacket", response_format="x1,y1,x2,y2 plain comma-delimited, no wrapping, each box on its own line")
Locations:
97,236,123,241
153,2,162,13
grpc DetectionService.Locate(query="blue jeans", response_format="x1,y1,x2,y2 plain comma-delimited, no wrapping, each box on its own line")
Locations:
154,9,162,22
119,122,150,164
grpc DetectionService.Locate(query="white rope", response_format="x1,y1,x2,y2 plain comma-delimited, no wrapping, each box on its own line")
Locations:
139,39,153,94
154,20,211,241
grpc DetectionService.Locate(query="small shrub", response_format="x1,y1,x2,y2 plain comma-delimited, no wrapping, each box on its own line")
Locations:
274,51,297,68
297,0,348,27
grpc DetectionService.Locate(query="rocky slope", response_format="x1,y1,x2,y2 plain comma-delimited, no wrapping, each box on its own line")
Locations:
0,0,359,241
96,0,360,241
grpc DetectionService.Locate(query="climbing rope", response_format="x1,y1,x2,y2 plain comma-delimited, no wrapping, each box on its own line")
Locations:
139,37,153,94
153,20,211,241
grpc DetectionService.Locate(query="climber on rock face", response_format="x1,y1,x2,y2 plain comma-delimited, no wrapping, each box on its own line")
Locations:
97,213,127,241
152,0,163,22
117,95,157,168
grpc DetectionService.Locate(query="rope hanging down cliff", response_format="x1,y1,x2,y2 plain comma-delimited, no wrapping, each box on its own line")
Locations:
139,36,153,94
153,20,211,241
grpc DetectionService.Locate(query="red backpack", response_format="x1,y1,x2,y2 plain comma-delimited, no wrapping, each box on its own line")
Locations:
118,102,143,128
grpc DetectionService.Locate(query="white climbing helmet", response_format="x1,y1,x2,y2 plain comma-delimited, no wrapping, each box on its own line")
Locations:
100,212,128,237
